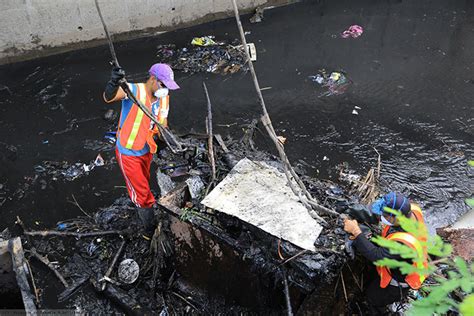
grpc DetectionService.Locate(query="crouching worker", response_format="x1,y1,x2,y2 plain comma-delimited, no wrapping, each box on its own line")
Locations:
103,63,180,230
343,192,428,314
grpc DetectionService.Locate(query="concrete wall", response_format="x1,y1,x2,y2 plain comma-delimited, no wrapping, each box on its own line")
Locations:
0,0,287,64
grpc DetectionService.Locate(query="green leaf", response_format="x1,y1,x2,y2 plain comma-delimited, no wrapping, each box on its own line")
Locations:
434,302,453,314
383,207,428,240
408,305,438,316
461,279,473,294
374,258,432,275
372,237,418,259
468,160,474,167
460,294,474,316
466,198,474,208
455,257,471,278
427,235,452,257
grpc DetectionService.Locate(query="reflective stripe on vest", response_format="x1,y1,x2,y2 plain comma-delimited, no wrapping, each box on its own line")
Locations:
125,84,147,149
147,95,169,154
377,205,428,289
119,83,152,151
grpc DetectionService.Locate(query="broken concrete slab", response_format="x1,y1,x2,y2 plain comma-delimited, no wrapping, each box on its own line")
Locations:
437,208,474,260
201,158,322,251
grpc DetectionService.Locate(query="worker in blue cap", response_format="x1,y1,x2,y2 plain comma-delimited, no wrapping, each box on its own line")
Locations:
343,192,428,314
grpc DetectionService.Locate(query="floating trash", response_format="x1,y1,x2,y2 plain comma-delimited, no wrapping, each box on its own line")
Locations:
309,70,351,96
191,36,217,46
33,154,108,182
250,6,264,23
156,38,252,75
341,25,364,38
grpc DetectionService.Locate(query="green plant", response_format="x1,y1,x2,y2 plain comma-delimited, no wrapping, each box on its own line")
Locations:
371,208,473,315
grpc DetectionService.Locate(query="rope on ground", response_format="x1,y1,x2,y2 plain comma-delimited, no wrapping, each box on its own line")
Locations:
231,0,338,222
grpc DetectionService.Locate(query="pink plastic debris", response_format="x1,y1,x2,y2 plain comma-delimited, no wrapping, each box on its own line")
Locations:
341,25,364,38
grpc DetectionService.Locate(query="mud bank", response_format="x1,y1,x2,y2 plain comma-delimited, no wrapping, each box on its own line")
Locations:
7,133,351,314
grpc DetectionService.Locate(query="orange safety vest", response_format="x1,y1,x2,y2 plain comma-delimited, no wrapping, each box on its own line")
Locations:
118,83,169,154
376,204,428,289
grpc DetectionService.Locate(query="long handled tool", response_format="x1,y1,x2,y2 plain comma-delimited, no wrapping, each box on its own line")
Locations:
94,0,186,153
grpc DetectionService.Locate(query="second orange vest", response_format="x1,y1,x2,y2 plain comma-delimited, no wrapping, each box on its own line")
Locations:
376,204,428,290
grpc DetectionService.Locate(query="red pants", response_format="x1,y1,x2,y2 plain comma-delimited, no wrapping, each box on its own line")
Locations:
116,148,156,208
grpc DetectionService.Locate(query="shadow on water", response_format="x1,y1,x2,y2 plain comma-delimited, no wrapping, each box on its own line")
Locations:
0,0,473,310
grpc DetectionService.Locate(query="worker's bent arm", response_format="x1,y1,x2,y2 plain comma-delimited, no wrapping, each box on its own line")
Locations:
352,234,399,262
103,86,126,103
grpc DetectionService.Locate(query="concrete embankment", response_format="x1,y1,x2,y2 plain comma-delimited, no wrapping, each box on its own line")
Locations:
0,0,291,64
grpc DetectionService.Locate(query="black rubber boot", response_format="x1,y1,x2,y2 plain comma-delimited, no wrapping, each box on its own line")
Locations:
137,207,157,232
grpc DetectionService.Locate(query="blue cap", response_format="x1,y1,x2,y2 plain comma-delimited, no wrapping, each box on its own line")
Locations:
370,198,386,215
371,192,411,216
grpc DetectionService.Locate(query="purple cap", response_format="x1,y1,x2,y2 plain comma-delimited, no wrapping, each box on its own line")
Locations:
149,63,180,90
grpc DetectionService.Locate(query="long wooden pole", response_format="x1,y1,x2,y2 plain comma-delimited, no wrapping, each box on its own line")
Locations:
230,0,338,219
203,82,217,182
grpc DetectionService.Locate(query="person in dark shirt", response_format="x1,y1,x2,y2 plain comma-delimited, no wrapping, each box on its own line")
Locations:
343,192,428,314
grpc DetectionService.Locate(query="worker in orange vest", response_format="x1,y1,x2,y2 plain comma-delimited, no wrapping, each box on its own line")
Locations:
343,192,428,314
103,63,180,230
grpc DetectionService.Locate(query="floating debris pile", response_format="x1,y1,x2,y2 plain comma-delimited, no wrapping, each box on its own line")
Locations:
156,37,250,75
309,70,352,97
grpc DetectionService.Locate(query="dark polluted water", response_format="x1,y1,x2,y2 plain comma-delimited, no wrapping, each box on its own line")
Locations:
0,0,473,311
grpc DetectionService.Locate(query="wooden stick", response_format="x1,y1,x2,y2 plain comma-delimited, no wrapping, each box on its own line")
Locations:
29,248,69,288
282,269,294,316
24,259,40,304
214,134,229,153
373,146,381,180
71,194,92,218
340,271,348,303
279,249,308,266
203,82,216,182
25,230,124,238
172,291,200,312
346,264,362,292
101,239,126,291
333,272,341,297
230,0,337,220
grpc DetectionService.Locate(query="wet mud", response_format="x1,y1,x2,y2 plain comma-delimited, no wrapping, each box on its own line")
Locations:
1,0,474,313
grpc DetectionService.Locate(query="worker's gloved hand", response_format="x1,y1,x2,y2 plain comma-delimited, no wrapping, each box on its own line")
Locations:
346,203,379,224
110,66,125,85
104,66,126,101
335,199,379,224
343,218,362,239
